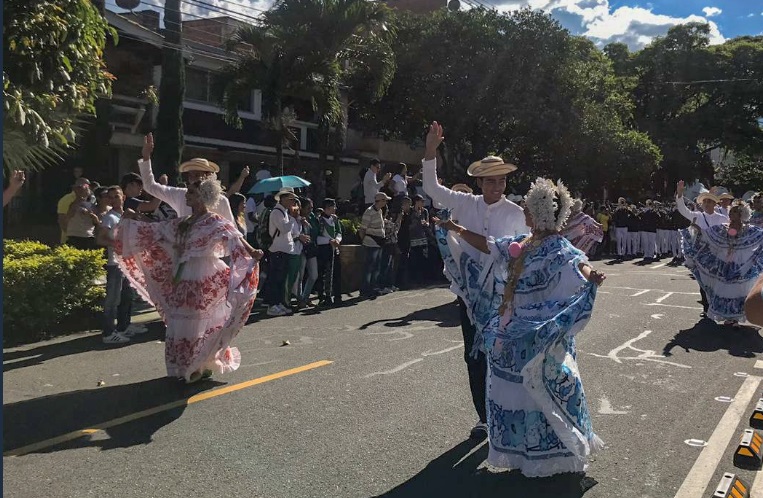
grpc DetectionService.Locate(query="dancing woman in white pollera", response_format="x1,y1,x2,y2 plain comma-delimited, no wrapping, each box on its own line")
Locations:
437,178,606,478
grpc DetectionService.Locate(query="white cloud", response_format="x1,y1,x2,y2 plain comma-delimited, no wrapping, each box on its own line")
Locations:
493,0,726,49
584,6,725,47
701,6,722,17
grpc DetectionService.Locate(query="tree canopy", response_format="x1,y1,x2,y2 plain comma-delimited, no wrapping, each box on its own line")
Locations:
354,8,662,198
606,24,763,195
3,0,116,174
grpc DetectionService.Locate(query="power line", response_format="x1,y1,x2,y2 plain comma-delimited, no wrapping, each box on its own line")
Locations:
114,31,239,64
181,0,264,22
106,1,247,42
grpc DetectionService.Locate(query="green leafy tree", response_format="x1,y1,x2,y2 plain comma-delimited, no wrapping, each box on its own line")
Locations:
3,0,116,174
618,25,763,192
356,8,661,197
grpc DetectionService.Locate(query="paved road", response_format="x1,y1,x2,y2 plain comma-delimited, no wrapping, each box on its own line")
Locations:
4,258,763,497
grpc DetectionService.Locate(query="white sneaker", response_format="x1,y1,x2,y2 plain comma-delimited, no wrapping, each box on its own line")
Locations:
379,288,392,295
267,305,288,317
121,324,148,337
277,304,294,315
103,332,130,344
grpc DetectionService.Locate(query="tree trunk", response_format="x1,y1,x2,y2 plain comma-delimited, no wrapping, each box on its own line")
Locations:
153,0,185,179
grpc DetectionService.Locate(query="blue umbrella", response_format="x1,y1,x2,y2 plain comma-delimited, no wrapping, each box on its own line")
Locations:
247,175,311,194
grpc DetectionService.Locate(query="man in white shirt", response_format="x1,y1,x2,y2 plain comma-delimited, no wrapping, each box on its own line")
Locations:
675,181,728,230
676,180,729,316
264,188,309,316
422,121,528,441
363,158,391,210
716,193,734,217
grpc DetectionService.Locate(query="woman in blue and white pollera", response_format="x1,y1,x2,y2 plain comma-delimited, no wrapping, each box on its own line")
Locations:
682,201,763,327
436,177,605,478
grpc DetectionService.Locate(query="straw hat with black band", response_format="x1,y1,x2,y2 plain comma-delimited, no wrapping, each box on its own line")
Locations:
466,156,517,177
274,187,296,201
696,191,719,204
178,158,220,174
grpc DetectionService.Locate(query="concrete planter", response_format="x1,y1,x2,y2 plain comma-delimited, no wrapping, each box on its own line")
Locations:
339,244,365,294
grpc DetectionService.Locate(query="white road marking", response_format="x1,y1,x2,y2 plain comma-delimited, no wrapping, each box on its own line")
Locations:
364,358,424,378
655,292,675,303
589,330,691,369
650,314,665,319
645,302,703,310
421,344,463,357
631,289,651,297
598,291,611,294
599,396,630,415
674,375,763,498
755,360,763,370
750,467,763,498
608,286,699,296
652,262,669,269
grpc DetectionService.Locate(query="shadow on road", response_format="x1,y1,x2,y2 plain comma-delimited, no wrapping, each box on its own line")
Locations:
3,377,221,455
358,302,460,331
3,322,166,373
663,319,763,358
373,439,597,497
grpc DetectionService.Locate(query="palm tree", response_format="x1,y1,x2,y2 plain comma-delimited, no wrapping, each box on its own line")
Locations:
220,0,395,199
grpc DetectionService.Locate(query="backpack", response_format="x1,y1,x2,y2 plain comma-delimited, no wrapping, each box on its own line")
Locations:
256,207,276,250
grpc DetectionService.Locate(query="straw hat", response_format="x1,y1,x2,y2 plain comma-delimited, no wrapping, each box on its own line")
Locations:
274,187,296,201
718,193,734,201
696,191,719,204
451,183,473,194
178,158,220,173
466,156,517,177
374,192,392,202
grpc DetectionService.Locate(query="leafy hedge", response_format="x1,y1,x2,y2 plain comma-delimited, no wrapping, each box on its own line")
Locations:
3,239,106,346
339,216,362,245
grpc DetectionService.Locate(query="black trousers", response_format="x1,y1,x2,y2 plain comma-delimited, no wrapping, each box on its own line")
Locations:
457,297,487,424
316,245,342,300
700,287,709,313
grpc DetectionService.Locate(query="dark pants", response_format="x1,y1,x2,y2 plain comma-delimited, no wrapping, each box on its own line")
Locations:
700,287,709,313
458,297,487,424
317,245,342,301
103,265,133,336
409,245,428,285
67,236,97,250
361,246,383,294
263,251,288,307
396,248,410,289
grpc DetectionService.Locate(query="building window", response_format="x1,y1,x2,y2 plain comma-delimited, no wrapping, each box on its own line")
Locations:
186,67,253,112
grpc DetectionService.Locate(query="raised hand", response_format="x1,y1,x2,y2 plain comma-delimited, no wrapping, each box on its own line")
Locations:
239,165,250,179
424,121,444,160
142,133,155,161
10,170,25,189
676,180,685,198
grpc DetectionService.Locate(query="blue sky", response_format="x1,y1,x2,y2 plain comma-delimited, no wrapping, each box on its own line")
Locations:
491,0,763,48
107,0,763,50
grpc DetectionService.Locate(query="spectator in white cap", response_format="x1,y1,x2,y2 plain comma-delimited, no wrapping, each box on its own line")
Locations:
359,191,391,296
422,121,528,441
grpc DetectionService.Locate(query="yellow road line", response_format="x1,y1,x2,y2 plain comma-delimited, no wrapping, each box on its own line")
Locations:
4,360,333,457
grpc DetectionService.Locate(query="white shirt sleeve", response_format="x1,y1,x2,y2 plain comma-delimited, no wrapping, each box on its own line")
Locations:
137,159,186,212
421,158,469,211
675,195,700,223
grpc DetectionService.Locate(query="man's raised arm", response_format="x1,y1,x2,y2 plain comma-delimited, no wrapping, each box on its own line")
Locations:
421,121,468,211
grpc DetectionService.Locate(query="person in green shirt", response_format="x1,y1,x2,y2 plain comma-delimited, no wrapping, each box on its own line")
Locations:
317,198,344,306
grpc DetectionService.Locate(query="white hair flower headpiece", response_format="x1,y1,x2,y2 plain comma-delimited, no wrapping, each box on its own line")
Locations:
732,200,752,222
197,178,223,208
524,177,573,232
